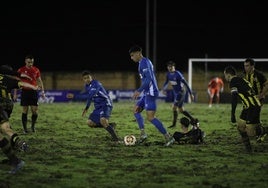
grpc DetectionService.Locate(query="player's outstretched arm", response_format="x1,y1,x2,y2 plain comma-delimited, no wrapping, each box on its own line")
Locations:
19,81,39,90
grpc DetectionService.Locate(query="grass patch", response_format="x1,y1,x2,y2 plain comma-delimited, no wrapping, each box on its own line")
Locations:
1,102,268,188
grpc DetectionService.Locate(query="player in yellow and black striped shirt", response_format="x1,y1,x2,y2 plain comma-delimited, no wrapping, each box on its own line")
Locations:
224,65,268,152
0,65,38,173
244,58,268,105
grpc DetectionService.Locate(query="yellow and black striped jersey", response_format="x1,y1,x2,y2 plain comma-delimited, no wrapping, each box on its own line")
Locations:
0,74,20,101
244,69,267,95
230,76,261,109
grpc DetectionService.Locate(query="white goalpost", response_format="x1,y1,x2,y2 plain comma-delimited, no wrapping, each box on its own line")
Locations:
188,58,268,90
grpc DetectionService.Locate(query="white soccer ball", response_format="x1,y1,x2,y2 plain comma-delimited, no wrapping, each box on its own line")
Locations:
124,135,137,146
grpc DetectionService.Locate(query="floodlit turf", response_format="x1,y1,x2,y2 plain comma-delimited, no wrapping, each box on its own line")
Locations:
1,102,268,188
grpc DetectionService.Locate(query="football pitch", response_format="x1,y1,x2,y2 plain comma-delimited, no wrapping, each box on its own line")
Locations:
1,102,268,188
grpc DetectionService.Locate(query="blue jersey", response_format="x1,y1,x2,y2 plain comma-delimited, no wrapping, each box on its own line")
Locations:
137,57,159,97
84,79,112,109
162,70,192,95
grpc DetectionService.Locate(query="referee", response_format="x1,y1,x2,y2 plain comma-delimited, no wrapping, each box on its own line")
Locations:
13,55,46,133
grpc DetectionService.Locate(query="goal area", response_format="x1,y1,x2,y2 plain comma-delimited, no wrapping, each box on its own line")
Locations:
187,58,268,103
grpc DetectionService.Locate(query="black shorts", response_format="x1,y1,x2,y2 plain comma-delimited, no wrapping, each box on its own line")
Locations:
20,89,39,106
240,106,261,124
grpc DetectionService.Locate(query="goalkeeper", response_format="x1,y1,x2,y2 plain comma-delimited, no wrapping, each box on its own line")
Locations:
207,76,224,108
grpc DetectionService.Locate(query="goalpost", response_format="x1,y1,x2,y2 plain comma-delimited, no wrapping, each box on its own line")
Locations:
188,58,268,90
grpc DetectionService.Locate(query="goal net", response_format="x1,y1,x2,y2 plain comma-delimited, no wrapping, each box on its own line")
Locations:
187,58,268,103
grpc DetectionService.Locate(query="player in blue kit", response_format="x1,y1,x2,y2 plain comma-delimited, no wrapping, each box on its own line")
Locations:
129,45,175,146
162,61,197,128
81,71,120,143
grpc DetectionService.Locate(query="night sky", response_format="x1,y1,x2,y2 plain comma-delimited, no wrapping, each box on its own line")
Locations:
1,0,267,72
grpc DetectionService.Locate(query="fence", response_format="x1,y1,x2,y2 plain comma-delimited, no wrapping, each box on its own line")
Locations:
41,70,268,103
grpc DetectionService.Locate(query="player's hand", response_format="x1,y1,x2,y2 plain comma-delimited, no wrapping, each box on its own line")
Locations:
41,91,46,99
132,91,140,100
161,90,167,95
82,108,88,117
20,73,32,80
190,94,195,101
34,85,42,90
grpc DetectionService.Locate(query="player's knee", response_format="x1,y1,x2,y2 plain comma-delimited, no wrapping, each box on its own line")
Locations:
246,124,257,137
146,114,155,122
87,120,95,128
255,124,265,136
0,121,11,131
237,120,246,132
87,123,95,128
178,108,184,113
134,106,143,113
100,118,109,128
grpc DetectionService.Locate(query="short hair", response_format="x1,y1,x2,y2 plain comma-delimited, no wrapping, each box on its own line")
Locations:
180,117,190,128
0,64,13,72
0,64,18,76
224,65,237,76
129,45,142,54
245,58,255,66
82,70,91,77
166,60,176,66
25,54,34,59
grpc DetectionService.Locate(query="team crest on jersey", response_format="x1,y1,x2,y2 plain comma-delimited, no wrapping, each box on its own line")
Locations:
143,68,148,71
169,81,177,85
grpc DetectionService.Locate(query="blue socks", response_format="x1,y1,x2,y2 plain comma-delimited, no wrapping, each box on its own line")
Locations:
134,113,144,130
150,118,167,134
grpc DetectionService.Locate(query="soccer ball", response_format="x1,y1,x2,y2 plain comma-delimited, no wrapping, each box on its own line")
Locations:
124,135,137,146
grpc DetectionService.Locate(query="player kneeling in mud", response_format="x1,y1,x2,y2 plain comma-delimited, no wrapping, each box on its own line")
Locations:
173,117,205,144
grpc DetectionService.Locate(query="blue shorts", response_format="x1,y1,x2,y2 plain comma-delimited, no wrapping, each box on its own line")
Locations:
174,90,186,108
136,95,157,111
89,106,113,124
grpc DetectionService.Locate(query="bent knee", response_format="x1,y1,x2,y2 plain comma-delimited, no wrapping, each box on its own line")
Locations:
87,120,96,128
246,124,257,137
134,106,143,113
237,119,246,132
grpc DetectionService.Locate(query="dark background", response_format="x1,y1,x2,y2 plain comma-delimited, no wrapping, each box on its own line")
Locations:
1,0,267,72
